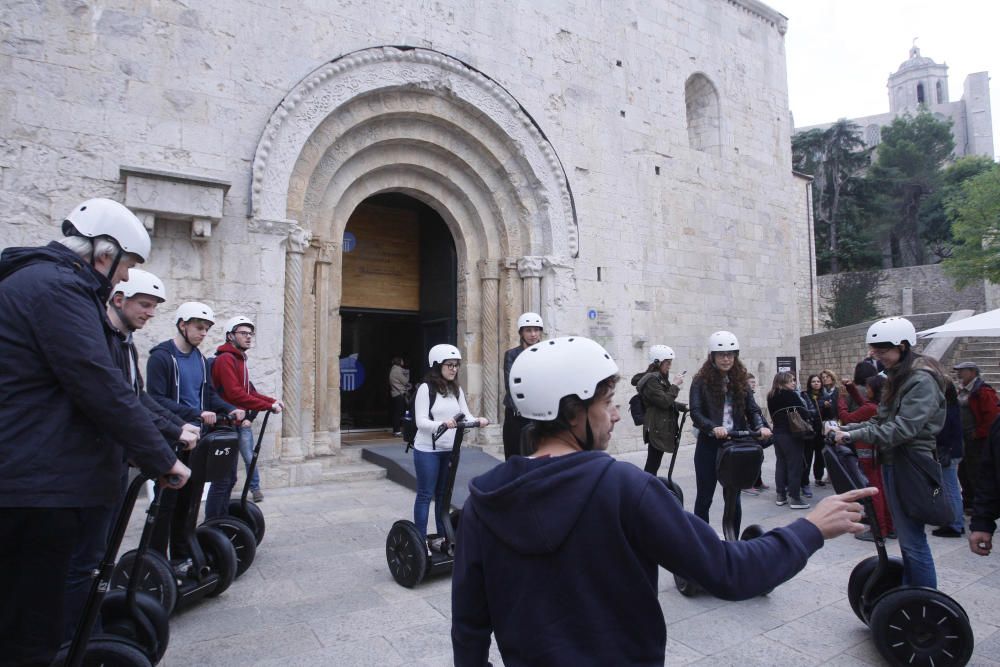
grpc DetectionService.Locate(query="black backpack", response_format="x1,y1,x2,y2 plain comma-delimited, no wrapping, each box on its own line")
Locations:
402,383,437,451
628,393,646,426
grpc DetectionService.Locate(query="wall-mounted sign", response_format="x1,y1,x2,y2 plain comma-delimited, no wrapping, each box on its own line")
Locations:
340,353,366,391
343,231,357,253
587,309,598,320
776,356,797,375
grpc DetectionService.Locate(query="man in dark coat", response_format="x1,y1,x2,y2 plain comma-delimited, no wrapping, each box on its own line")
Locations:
0,198,189,667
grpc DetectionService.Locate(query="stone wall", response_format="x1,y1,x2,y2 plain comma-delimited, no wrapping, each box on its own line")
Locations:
816,264,986,331
799,312,951,383
0,0,810,466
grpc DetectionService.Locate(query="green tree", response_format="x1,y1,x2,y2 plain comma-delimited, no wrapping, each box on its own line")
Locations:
865,110,954,267
821,270,882,329
919,155,997,260
941,164,1000,288
792,119,872,274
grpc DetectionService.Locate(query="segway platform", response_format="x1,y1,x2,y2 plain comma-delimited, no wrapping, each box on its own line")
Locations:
362,443,502,508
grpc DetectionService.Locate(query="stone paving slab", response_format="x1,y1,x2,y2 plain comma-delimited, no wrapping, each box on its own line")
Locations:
113,444,1000,666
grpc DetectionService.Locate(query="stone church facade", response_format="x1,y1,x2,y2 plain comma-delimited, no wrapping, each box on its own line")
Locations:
0,0,813,484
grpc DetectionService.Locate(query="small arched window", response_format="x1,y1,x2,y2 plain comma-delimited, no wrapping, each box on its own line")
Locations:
685,73,721,155
866,124,880,147
916,83,925,105
936,81,943,104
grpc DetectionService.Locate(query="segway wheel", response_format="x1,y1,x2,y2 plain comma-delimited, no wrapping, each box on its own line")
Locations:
658,477,684,505
674,573,699,597
111,550,178,615
869,587,974,667
847,555,904,624
386,520,428,588
196,525,238,598
51,636,153,667
228,499,266,545
202,516,257,579
100,590,170,663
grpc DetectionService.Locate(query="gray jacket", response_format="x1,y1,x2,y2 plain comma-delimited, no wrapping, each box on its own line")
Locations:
845,357,946,464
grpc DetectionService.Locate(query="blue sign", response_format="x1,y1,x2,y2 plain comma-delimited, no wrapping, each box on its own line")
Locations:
339,353,365,391
587,309,598,320
343,231,357,253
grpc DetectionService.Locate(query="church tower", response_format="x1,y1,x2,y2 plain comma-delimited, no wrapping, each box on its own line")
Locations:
887,44,950,112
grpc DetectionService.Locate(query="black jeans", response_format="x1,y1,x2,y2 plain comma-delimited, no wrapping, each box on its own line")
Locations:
694,435,739,526
390,394,407,433
0,507,90,667
773,431,805,500
503,408,530,459
801,434,825,486
643,446,665,475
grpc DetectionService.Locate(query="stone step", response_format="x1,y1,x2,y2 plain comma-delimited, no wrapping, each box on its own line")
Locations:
960,342,1000,353
320,462,387,483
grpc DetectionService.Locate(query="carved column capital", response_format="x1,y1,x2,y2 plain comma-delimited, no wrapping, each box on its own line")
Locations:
478,258,501,281
517,256,545,279
315,239,337,265
285,225,312,254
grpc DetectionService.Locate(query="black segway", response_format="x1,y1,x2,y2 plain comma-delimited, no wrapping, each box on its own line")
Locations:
822,437,974,666
675,429,767,597
111,416,241,614
225,410,269,545
657,406,689,503
386,415,483,588
53,470,176,667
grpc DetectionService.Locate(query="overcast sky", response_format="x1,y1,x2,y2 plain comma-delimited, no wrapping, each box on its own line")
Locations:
771,0,999,158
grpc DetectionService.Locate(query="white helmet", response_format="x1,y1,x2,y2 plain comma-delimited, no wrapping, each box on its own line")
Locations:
649,345,675,364
62,198,151,262
510,337,619,420
176,302,215,325
517,312,544,330
428,344,461,367
866,317,916,346
113,268,166,303
708,330,739,353
223,316,255,335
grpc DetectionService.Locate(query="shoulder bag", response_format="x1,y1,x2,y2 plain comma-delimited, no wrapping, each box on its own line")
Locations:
891,445,955,526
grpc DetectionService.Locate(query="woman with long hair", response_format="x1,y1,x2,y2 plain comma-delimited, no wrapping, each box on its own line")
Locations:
689,331,771,523
811,368,840,487
838,374,894,541
412,344,488,549
800,374,824,497
767,372,810,509
832,317,948,588
630,344,685,475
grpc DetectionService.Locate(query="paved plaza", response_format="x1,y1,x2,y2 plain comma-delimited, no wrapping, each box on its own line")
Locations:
136,444,1000,666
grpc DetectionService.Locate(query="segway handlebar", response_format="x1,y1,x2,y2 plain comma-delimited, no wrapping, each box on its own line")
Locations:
722,429,763,440
432,413,484,444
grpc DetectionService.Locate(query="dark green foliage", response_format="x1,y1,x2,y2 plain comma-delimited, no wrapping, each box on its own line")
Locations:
821,271,882,330
942,164,1000,288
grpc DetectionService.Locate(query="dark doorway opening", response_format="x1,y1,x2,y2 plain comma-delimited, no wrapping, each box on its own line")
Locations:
339,193,456,430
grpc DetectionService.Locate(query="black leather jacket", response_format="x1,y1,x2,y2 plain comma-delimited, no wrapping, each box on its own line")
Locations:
689,376,767,438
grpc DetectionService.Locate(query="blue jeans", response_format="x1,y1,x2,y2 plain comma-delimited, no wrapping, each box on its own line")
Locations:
413,449,451,540
205,426,259,519
883,464,937,588
940,458,964,532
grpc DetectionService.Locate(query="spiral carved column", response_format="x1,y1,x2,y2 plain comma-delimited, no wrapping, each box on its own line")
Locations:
280,225,311,463
311,239,336,457
479,259,501,423
518,256,544,317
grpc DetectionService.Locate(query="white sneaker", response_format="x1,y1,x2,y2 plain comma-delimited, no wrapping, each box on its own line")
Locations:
789,499,811,510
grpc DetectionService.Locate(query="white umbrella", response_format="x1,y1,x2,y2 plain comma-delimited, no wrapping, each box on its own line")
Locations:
918,308,1000,338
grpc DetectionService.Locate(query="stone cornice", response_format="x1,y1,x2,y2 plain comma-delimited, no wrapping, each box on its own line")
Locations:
728,0,788,35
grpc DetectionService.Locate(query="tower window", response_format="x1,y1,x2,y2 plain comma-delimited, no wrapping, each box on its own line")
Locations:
936,81,943,104
916,83,925,105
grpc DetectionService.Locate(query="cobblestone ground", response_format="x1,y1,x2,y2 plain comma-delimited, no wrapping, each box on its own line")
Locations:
120,446,1000,666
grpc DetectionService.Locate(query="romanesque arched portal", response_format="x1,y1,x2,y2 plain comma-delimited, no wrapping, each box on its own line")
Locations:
250,46,576,458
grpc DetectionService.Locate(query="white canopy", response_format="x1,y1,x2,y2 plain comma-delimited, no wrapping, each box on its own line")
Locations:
918,308,1000,338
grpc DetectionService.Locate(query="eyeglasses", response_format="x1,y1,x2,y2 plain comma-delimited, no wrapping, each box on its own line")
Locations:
234,331,255,337
715,351,736,358
442,362,461,369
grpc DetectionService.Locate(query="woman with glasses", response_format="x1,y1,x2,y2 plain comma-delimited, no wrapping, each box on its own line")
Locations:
412,344,488,550
689,331,771,523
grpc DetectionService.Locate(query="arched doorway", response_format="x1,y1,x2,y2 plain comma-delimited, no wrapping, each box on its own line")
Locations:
338,193,456,432
249,46,578,463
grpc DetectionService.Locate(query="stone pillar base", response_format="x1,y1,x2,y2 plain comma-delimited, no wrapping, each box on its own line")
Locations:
259,460,325,488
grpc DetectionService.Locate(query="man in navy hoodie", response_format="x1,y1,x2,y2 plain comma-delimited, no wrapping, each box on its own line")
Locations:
452,336,876,666
146,301,243,559
0,199,189,666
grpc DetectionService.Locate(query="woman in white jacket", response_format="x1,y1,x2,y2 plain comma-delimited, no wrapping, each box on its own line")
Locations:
413,344,488,546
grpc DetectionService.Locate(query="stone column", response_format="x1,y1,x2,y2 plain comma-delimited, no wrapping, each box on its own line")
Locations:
479,259,501,423
517,256,545,316
311,240,336,457
280,225,311,463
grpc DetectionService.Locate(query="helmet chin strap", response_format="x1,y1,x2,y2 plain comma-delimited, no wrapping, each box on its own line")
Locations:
177,321,195,347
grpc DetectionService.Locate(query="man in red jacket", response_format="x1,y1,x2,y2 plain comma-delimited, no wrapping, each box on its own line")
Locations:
206,316,283,516
955,361,1000,512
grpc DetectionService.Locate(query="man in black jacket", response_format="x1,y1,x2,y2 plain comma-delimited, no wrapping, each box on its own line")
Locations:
62,268,201,639
0,198,190,667
970,416,1000,557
